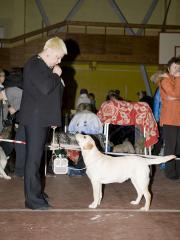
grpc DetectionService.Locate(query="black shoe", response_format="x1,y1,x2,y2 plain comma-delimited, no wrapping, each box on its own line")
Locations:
25,204,52,210
25,201,52,210
34,205,53,210
43,192,49,200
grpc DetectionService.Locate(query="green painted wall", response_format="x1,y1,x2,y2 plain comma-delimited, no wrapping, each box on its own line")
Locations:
71,63,158,109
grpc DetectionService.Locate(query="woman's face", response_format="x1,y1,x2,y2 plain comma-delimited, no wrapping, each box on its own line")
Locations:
46,48,65,68
169,63,180,76
0,72,5,84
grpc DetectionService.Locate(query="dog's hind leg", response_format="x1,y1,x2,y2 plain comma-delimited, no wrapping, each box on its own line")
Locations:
130,178,143,205
89,181,101,208
140,187,151,211
98,184,102,205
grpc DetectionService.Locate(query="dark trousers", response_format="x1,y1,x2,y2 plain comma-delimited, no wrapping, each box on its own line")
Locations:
15,125,26,177
152,125,164,155
24,120,49,208
163,125,180,179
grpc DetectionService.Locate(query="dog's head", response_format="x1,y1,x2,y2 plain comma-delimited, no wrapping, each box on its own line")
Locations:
75,134,95,150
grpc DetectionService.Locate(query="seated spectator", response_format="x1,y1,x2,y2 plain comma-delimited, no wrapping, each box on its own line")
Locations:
88,92,97,113
106,90,120,101
137,90,153,109
114,89,123,100
68,103,103,134
76,88,91,108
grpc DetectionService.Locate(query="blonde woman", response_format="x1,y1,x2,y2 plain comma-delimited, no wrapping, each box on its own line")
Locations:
19,37,67,210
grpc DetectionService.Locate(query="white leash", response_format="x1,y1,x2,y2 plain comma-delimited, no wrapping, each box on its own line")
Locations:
0,138,26,144
105,152,180,160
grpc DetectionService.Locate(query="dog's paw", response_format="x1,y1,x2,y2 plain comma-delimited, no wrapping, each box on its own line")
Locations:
88,202,98,209
5,176,11,180
130,200,139,205
140,206,149,211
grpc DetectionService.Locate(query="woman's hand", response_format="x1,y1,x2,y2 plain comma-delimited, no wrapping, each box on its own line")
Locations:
8,106,16,115
53,65,62,76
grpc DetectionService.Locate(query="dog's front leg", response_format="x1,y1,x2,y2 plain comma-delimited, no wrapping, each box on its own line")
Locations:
89,181,101,208
0,165,11,180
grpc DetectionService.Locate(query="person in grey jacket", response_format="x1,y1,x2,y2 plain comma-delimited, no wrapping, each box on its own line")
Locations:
5,86,24,176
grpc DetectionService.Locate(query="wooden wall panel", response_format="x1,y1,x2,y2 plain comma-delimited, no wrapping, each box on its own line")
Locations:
0,48,10,69
1,33,159,68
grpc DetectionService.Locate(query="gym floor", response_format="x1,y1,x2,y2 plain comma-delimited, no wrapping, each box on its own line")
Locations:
0,168,180,240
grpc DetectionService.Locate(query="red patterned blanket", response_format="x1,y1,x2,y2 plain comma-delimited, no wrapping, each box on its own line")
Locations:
97,100,159,147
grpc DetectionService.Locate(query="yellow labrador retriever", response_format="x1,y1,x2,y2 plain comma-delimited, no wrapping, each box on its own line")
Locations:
76,134,175,211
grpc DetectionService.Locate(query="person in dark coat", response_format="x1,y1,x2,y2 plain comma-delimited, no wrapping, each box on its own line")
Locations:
19,37,67,210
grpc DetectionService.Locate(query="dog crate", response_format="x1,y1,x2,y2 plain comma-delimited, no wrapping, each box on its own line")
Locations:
104,123,150,156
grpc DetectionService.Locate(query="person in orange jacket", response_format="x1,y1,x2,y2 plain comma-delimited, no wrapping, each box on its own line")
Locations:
159,57,180,180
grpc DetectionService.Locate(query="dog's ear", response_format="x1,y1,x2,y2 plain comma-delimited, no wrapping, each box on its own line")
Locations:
83,142,94,150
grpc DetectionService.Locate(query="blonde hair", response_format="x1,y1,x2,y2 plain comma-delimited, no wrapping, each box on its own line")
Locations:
150,70,164,84
44,37,67,54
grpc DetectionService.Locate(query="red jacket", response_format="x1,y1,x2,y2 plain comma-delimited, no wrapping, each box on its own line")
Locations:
159,75,180,126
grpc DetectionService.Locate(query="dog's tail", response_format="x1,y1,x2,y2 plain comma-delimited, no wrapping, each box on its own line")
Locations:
146,155,176,165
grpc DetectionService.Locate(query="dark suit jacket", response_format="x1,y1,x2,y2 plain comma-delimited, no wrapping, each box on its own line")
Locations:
19,55,64,127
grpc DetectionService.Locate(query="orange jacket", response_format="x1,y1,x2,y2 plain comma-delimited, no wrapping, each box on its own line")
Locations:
159,75,180,126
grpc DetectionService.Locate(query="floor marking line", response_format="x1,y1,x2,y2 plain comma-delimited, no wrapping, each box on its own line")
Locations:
0,208,180,213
